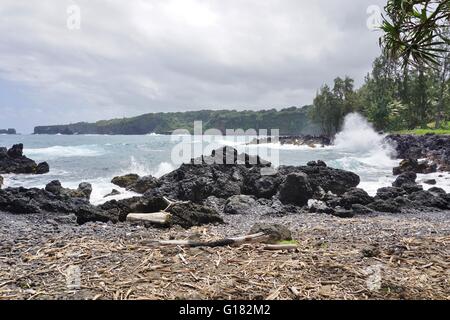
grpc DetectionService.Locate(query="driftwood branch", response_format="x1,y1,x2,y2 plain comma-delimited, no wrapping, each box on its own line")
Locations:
263,244,298,251
143,232,271,248
162,196,189,212
126,212,172,225
126,197,189,225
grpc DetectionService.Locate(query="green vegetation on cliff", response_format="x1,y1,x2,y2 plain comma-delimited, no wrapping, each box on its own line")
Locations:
309,52,449,135
34,106,318,135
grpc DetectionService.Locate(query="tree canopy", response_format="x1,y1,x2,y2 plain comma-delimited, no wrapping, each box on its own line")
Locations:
380,0,449,68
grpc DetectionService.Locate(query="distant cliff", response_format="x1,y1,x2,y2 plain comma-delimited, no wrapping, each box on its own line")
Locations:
0,128,16,134
34,107,319,135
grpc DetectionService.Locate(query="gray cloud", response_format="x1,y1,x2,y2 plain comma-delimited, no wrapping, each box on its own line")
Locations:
0,0,386,133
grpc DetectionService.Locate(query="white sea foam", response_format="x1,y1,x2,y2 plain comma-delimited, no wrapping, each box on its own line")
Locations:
246,142,330,151
25,145,105,159
334,113,396,158
417,172,450,193
122,156,153,176
332,113,398,171
87,178,140,205
153,162,176,178
122,157,176,178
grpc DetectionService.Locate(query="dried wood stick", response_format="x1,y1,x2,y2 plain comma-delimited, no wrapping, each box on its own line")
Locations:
143,232,270,248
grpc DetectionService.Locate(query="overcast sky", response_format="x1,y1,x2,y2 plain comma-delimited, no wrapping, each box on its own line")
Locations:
0,0,386,133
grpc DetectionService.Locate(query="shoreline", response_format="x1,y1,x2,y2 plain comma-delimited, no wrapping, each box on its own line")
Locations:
1,135,450,300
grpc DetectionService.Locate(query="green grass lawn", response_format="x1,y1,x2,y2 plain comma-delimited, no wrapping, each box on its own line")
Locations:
394,121,450,135
395,128,450,135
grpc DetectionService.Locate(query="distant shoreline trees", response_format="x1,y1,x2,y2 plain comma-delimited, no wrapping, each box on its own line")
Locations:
310,0,449,134
309,52,449,134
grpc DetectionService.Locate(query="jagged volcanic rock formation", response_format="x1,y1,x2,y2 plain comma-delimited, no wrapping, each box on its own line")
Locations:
0,144,49,175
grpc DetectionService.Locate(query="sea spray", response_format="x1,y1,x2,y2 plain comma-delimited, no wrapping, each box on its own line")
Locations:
334,113,395,157
24,145,105,160
153,162,175,178
124,156,154,177
124,156,175,178
331,113,398,195
334,113,397,167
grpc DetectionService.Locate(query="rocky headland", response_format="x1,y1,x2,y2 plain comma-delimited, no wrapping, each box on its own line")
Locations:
0,128,16,135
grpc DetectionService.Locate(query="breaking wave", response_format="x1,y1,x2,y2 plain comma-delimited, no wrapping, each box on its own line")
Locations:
122,156,176,178
25,145,105,159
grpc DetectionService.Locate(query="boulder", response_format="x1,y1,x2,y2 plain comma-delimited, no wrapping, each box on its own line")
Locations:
375,187,406,200
36,162,50,174
0,144,49,175
168,202,224,229
392,172,417,188
408,190,449,210
249,223,292,243
393,159,437,175
222,195,284,216
278,172,313,206
6,144,24,158
0,186,115,224
127,175,160,194
401,183,423,194
224,195,257,215
100,196,223,228
351,204,374,215
278,165,360,196
423,179,437,185
332,208,355,218
204,146,272,167
45,180,63,194
255,198,287,216
99,196,167,222
308,199,335,215
104,189,121,198
111,174,140,188
145,162,246,202
245,174,282,199
307,160,327,167
203,196,226,213
368,199,403,213
427,187,446,197
45,180,92,200
78,182,93,199
340,188,373,207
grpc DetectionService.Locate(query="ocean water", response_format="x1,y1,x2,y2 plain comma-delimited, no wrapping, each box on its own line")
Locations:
1,114,449,205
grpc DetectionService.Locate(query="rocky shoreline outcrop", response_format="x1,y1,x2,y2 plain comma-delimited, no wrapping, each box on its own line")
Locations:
386,134,450,173
0,144,49,175
1,141,449,230
247,135,331,147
